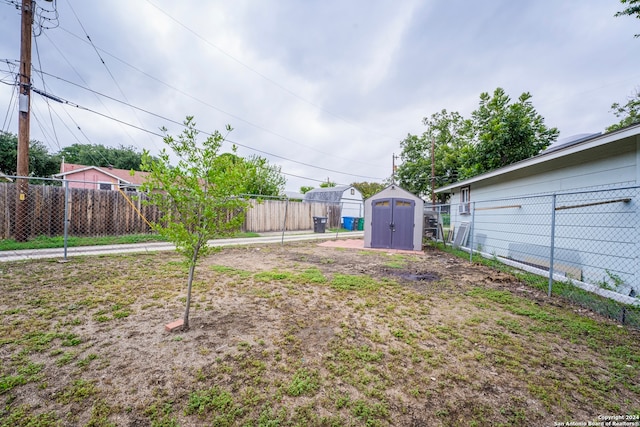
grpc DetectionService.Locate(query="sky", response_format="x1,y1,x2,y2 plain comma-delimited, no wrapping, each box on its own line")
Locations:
1,0,639,192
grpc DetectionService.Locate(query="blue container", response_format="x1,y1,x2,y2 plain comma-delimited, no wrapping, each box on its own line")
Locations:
342,217,355,230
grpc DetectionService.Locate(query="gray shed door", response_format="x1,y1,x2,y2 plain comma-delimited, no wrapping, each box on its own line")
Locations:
371,198,415,250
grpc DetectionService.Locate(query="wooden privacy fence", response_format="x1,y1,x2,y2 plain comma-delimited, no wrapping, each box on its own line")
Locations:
0,183,342,239
243,198,341,232
0,183,158,239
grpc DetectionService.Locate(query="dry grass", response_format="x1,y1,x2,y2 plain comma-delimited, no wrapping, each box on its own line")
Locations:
0,241,639,426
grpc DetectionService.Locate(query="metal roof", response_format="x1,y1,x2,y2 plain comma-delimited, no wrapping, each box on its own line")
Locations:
303,186,355,203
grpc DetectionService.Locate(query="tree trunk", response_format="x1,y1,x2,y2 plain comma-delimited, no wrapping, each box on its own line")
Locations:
182,248,199,330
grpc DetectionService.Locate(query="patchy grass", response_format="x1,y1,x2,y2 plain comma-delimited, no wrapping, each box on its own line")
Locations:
0,242,638,426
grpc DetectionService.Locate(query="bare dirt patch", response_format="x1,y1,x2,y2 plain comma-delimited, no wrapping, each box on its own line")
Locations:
0,240,639,426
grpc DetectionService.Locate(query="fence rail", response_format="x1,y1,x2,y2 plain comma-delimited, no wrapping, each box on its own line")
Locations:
428,185,640,327
0,178,343,240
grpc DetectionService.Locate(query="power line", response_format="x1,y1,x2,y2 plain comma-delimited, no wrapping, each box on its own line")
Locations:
65,0,159,150
143,0,397,142
225,137,382,180
32,0,59,37
55,25,387,170
26,85,384,181
2,71,18,133
40,32,145,152
23,72,386,180
32,34,62,153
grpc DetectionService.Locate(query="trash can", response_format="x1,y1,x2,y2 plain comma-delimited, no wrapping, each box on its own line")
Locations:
342,217,355,230
313,216,327,233
357,217,364,231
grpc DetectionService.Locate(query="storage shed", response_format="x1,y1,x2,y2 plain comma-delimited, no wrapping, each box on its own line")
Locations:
364,184,424,251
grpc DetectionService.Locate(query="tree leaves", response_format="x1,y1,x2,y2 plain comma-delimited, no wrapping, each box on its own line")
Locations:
606,89,640,132
139,117,252,328
397,88,558,199
615,0,640,37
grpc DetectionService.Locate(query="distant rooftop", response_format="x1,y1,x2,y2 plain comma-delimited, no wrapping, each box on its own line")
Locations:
543,132,601,154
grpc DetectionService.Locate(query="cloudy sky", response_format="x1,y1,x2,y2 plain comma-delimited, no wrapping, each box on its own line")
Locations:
1,0,639,191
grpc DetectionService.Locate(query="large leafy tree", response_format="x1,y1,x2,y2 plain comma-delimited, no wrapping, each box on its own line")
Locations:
397,89,557,199
470,88,558,176
606,89,640,132
139,117,250,330
397,110,473,200
397,133,432,198
244,155,286,197
350,181,385,199
0,131,60,178
58,143,146,170
217,153,286,197
615,0,640,37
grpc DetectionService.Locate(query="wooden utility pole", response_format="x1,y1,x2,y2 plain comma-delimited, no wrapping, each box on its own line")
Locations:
392,153,398,182
430,137,436,208
16,0,33,242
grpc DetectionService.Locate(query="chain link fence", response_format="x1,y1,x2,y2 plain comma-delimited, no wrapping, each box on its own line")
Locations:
0,176,348,257
428,185,640,328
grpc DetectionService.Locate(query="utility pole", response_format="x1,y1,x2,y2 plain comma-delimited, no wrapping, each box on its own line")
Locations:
16,0,33,242
392,153,398,183
430,137,436,208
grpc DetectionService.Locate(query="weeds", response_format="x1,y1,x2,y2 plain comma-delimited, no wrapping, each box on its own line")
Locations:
286,368,320,396
1,242,639,426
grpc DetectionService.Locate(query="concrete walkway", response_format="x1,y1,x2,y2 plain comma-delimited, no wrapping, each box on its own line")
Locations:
0,231,364,263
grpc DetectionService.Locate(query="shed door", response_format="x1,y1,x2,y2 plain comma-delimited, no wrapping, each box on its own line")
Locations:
371,198,415,250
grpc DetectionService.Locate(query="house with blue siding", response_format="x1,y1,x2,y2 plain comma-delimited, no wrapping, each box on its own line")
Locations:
435,124,640,300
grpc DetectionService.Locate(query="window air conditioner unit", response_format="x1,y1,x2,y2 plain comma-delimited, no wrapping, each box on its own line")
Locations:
459,203,470,214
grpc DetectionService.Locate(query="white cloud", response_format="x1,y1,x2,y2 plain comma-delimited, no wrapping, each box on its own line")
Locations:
0,0,638,190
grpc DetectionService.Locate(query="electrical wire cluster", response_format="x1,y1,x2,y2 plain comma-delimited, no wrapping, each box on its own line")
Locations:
33,0,59,37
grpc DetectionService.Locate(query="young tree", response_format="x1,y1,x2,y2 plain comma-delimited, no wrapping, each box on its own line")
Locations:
139,117,250,330
606,89,640,132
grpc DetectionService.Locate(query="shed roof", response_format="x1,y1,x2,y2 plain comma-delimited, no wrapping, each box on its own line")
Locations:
303,185,355,203
435,123,640,194
367,184,422,202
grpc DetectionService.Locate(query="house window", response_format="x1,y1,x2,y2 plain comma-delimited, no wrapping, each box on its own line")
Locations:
460,186,471,214
98,182,112,191
350,188,355,195
375,200,390,207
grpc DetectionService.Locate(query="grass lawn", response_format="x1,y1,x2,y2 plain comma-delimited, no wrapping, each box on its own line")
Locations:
0,232,260,251
0,241,638,426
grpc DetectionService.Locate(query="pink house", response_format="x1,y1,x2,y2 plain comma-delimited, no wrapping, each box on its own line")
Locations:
54,163,149,191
